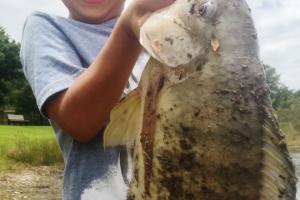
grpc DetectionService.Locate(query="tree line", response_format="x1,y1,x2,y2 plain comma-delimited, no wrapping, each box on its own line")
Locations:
0,27,46,124
0,27,299,130
265,65,300,136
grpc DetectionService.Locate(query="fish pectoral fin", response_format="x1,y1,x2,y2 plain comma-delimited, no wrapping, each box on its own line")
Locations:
211,36,220,52
103,89,142,148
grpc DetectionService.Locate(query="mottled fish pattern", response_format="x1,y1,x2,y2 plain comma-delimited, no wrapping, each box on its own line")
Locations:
105,0,297,199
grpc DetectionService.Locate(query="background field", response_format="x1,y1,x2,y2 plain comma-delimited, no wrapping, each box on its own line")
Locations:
0,125,63,171
0,123,299,172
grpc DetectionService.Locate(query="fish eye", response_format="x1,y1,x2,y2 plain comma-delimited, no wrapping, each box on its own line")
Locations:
198,0,217,19
199,4,208,15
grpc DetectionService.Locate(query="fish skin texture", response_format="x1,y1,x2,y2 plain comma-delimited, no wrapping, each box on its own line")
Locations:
105,0,297,199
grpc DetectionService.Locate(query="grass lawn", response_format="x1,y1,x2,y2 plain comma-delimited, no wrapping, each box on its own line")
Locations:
0,124,298,171
0,125,54,144
280,122,300,153
0,125,63,171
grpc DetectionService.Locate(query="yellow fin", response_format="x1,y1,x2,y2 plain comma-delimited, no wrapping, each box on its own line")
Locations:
211,37,220,52
103,90,142,148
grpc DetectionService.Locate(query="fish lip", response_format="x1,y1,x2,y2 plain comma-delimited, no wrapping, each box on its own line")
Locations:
140,14,193,67
140,32,167,66
161,14,192,33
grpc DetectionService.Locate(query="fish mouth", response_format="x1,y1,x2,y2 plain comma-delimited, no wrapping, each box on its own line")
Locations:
140,14,195,67
140,32,168,66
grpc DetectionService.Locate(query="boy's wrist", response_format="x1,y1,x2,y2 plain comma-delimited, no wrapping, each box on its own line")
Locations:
119,4,145,41
116,16,140,49
114,11,143,52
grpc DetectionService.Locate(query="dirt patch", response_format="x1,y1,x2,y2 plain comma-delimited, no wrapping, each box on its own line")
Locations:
0,166,63,200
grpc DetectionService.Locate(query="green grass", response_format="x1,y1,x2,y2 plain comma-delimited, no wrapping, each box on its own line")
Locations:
280,122,300,153
0,122,298,171
0,125,63,171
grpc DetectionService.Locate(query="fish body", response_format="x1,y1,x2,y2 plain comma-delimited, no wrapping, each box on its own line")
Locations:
104,0,297,199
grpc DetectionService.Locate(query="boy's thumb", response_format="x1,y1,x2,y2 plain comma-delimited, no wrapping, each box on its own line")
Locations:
145,0,176,12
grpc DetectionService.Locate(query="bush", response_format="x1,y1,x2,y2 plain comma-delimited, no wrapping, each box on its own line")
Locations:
278,99,300,135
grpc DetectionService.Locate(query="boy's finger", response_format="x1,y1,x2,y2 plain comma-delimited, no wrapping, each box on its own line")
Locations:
143,0,176,12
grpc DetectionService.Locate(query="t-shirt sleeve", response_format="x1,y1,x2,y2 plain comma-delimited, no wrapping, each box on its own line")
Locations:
20,13,86,117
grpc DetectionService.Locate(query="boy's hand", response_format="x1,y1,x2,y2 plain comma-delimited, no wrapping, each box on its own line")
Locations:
121,0,176,40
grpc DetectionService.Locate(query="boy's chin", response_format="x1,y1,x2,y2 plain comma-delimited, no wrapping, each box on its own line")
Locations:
81,7,122,23
71,12,118,24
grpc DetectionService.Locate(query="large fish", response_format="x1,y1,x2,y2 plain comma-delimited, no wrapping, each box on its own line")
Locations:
104,0,297,199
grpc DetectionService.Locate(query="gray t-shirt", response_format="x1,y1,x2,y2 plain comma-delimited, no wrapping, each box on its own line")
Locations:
20,11,148,200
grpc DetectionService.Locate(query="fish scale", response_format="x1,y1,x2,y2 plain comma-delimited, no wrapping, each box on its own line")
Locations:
104,0,297,199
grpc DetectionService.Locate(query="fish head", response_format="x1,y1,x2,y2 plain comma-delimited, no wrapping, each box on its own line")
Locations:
140,0,257,67
140,0,219,67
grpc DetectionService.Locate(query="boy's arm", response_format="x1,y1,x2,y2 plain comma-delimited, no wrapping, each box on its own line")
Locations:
46,0,175,143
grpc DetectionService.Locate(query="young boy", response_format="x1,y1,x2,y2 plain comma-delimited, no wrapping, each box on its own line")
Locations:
20,0,175,199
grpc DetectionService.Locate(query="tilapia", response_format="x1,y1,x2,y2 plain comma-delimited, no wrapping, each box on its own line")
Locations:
104,0,297,199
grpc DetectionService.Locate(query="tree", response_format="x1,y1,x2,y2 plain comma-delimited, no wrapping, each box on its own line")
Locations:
0,27,47,125
263,64,294,110
263,64,281,101
0,27,23,108
272,86,294,109
15,84,48,125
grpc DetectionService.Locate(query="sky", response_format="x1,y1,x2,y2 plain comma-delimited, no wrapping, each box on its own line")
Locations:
0,0,299,90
